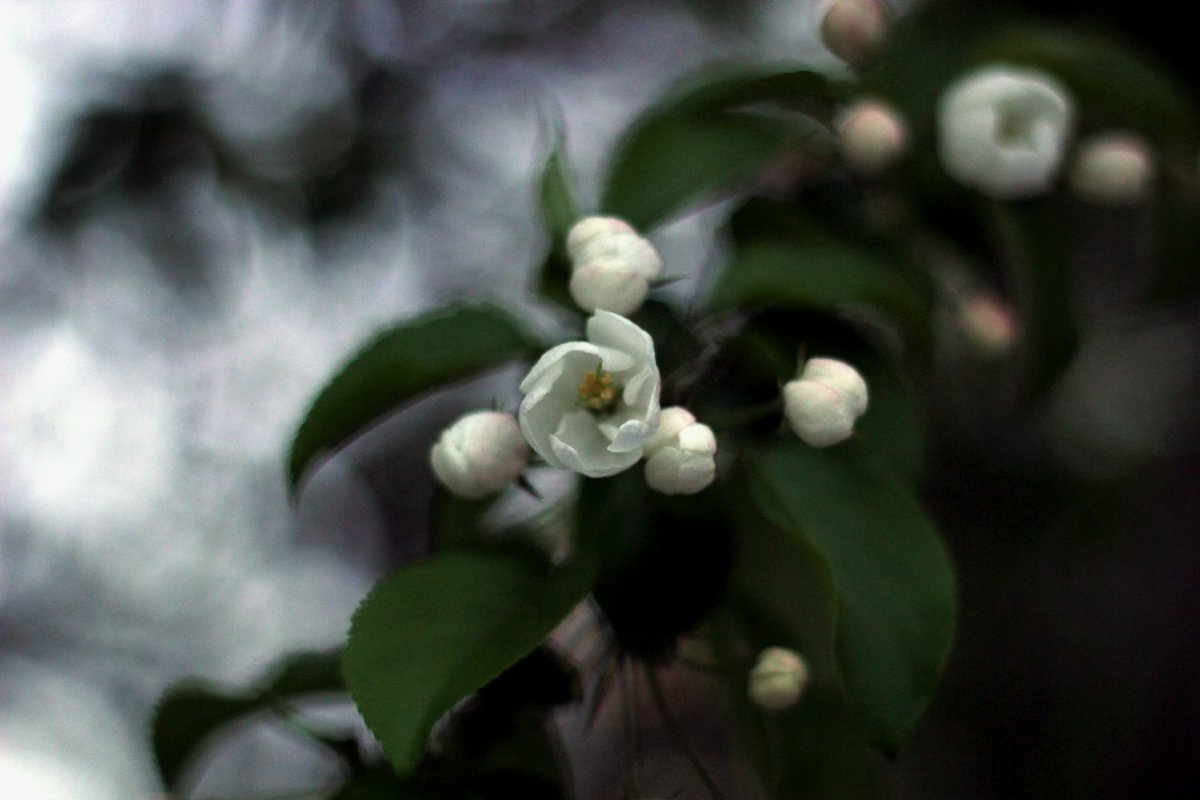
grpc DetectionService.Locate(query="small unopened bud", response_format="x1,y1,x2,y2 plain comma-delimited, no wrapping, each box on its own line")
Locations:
838,99,907,176
748,647,808,712
566,216,663,316
959,293,1016,357
1070,132,1155,206
783,357,869,447
643,406,717,495
820,0,889,68
430,410,529,499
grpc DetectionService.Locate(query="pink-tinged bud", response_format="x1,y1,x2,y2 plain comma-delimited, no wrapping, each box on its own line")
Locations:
566,216,662,315
959,293,1016,357
748,647,809,712
838,99,907,175
1070,132,1155,206
430,411,528,499
820,0,889,68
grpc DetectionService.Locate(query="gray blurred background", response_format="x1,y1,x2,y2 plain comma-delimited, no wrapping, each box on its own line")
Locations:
2,1,1198,798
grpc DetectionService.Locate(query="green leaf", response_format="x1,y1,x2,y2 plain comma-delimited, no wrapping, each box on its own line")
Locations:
747,441,955,753
707,217,932,346
984,199,1077,399
287,304,540,493
343,549,595,775
152,650,344,791
602,67,843,230
535,135,582,312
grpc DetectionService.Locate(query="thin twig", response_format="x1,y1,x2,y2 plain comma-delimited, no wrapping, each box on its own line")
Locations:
644,664,729,800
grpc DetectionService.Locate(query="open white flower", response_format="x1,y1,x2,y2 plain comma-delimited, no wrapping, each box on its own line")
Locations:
566,216,662,316
939,65,1074,199
748,647,809,712
518,311,661,478
430,411,529,499
643,406,717,495
783,357,869,447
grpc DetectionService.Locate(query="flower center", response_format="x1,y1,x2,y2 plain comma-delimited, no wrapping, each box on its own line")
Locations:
577,367,620,413
995,105,1034,148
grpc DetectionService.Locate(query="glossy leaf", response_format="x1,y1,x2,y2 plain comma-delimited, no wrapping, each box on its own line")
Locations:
152,650,344,791
602,67,843,230
343,548,595,775
708,218,932,346
287,304,540,493
748,441,955,753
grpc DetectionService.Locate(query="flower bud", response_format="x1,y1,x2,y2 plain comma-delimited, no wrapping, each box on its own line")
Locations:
748,647,808,712
643,406,717,495
959,292,1016,357
838,99,907,176
566,216,662,315
783,357,868,447
1070,132,1155,206
429,410,529,499
820,0,889,68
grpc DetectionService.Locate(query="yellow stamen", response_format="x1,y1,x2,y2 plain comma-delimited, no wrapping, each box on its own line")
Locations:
577,368,619,412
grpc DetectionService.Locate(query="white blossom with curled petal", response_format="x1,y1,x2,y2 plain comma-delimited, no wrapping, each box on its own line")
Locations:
643,406,717,495
429,411,529,499
566,216,662,316
518,311,661,478
783,357,869,447
939,65,1074,199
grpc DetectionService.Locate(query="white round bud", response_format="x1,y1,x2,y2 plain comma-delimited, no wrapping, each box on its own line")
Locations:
568,259,652,317
1070,132,1155,206
643,406,716,496
566,216,662,315
748,647,808,712
838,99,907,176
429,411,529,499
783,357,869,448
820,0,889,68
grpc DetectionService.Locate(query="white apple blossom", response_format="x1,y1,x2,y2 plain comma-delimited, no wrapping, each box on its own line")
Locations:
838,99,907,175
748,647,809,712
566,216,662,316
1070,132,1155,206
939,65,1074,199
429,410,529,499
783,356,869,447
643,406,717,495
518,311,661,478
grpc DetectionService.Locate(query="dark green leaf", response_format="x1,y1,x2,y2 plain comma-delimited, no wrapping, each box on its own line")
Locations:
748,441,955,753
152,650,344,791
707,218,932,346
287,304,540,493
985,199,1077,400
343,549,595,775
602,67,843,230
535,136,582,312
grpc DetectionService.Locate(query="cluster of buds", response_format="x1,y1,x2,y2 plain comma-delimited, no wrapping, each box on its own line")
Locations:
566,216,663,317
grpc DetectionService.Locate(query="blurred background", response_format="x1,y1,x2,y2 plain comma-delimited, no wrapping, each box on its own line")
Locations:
1,1,1197,798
